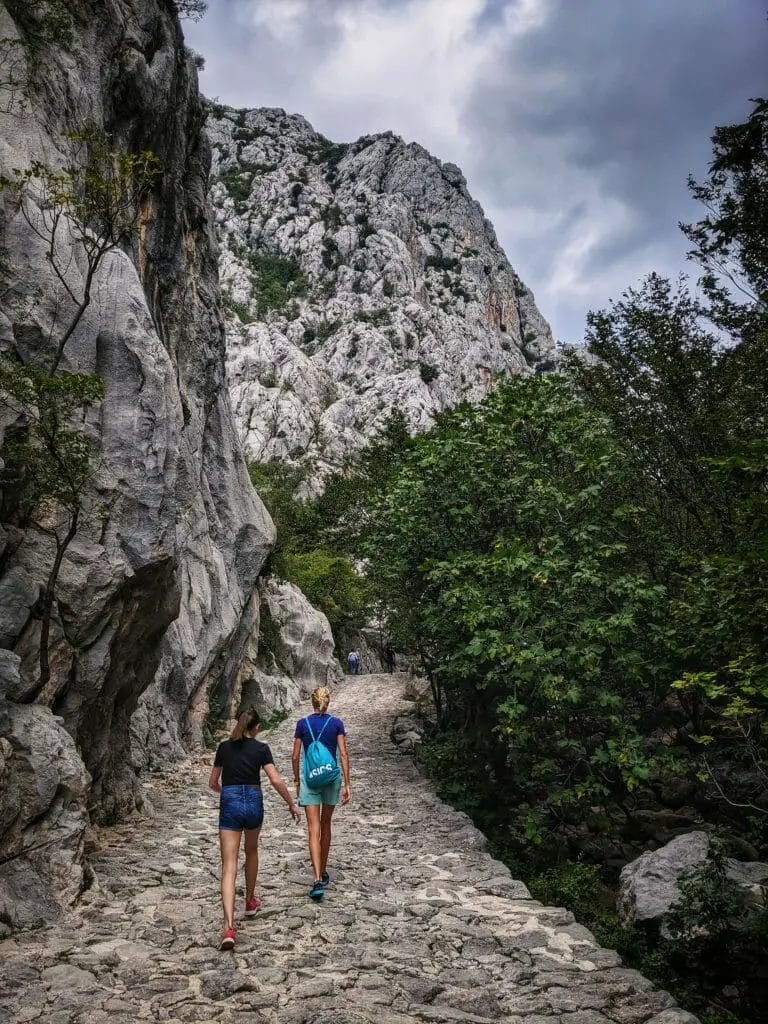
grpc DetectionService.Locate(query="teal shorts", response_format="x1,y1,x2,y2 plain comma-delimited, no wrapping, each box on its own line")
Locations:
299,774,342,806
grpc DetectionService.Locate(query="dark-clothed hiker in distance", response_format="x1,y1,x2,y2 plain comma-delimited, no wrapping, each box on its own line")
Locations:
292,687,351,901
209,706,300,951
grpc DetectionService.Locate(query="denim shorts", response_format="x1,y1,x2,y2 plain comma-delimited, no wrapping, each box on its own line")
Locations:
218,785,264,831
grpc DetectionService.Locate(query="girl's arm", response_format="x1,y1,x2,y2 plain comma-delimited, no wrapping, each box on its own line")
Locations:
208,766,222,793
291,738,302,794
338,734,351,805
264,764,301,822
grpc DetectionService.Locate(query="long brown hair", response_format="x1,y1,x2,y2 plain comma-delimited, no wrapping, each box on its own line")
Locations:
230,707,260,741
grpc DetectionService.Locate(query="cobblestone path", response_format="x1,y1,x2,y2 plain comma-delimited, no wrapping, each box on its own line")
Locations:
0,675,696,1024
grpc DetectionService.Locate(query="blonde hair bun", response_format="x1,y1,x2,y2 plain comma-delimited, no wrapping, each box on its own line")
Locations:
311,687,331,713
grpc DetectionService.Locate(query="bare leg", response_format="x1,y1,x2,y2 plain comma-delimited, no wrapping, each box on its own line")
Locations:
320,803,336,876
304,804,323,879
244,827,261,900
219,829,242,929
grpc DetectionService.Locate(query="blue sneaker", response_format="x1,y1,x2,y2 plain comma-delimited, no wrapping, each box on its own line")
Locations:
321,871,330,886
310,879,324,900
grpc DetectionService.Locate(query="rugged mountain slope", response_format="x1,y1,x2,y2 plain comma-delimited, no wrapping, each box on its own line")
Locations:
0,0,272,922
207,106,555,476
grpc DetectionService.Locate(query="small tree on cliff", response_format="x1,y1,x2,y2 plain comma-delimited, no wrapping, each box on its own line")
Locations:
0,128,157,696
0,1,75,112
0,363,104,700
0,127,158,372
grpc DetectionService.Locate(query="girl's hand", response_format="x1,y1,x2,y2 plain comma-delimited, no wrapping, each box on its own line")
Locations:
341,785,351,806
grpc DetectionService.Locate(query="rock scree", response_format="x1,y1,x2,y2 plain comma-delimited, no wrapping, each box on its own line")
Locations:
0,675,698,1024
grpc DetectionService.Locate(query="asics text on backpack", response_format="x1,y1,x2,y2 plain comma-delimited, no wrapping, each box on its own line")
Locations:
303,716,341,790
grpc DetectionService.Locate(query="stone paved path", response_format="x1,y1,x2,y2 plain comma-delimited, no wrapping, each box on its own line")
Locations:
0,675,696,1024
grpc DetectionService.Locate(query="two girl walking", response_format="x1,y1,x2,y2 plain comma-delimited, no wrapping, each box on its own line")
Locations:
208,686,351,951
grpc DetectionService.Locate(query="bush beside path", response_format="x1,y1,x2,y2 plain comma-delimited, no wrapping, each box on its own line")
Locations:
0,675,697,1024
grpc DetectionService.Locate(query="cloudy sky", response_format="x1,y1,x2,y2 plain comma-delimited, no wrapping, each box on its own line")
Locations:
186,0,766,343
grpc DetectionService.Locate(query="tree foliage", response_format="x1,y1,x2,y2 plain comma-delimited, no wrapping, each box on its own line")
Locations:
357,98,768,1021
0,125,154,696
0,127,158,371
365,377,672,825
0,361,104,699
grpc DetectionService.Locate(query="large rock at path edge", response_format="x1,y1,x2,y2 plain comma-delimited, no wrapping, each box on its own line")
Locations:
618,830,768,928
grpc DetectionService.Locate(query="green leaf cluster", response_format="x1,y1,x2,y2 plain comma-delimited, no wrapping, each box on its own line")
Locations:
0,361,104,517
365,375,667,813
247,252,308,317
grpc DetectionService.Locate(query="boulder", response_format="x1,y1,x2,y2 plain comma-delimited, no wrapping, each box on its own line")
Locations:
0,693,91,927
238,580,342,716
618,831,768,928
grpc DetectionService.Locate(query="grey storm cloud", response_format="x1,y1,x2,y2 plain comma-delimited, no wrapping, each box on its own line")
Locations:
186,0,767,342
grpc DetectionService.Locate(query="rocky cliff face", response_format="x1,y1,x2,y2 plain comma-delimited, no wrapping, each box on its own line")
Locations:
239,579,342,717
207,106,555,478
0,0,272,922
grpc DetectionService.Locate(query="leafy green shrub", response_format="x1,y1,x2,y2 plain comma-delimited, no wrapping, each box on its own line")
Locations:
316,320,341,342
354,212,376,241
426,254,459,272
314,137,350,168
282,549,367,647
257,602,283,665
357,308,391,327
248,253,308,316
323,203,343,229
529,863,605,922
219,168,254,202
221,289,254,323
322,236,339,269
418,361,439,384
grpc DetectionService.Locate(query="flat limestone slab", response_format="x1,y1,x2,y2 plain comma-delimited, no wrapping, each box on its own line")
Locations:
0,675,698,1024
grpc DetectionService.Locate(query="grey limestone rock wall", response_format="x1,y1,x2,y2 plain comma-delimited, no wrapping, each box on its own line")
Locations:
238,579,342,718
207,106,556,482
0,0,273,918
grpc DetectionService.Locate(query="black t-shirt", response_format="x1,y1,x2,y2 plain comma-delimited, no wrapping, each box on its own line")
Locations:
214,738,274,787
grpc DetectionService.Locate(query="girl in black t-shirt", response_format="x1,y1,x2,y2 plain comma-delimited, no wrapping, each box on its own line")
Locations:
209,707,300,951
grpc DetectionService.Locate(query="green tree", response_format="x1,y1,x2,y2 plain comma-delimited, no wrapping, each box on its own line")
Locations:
1,127,158,372
0,362,104,699
0,127,155,697
365,377,669,826
282,548,367,645
0,1,74,111
682,96,768,334
566,99,768,823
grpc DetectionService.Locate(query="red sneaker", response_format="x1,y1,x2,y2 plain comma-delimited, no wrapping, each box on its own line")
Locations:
245,896,262,916
219,927,236,951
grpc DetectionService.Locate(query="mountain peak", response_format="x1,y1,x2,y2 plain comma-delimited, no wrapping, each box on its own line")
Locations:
207,104,554,478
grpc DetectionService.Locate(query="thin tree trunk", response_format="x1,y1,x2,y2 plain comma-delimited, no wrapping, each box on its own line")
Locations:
50,289,91,374
28,508,79,703
49,250,108,373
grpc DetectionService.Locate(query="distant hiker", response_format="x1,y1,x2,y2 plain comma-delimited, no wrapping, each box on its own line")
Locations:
209,707,300,951
385,645,395,673
292,687,351,901
347,649,360,675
